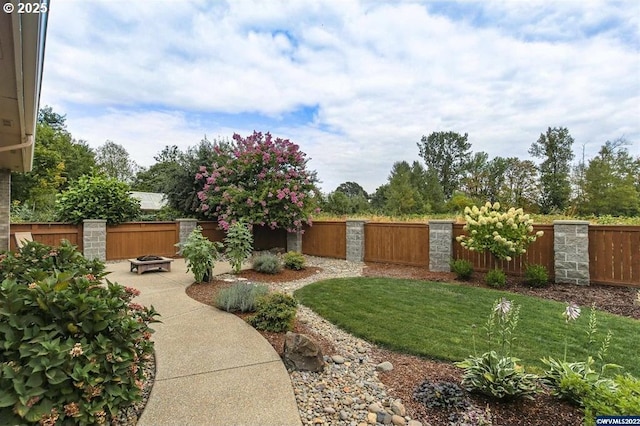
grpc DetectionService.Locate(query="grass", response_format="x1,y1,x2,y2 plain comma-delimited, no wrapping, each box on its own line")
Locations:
294,277,640,376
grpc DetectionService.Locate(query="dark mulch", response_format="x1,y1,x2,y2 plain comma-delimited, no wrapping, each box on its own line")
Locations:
186,262,640,426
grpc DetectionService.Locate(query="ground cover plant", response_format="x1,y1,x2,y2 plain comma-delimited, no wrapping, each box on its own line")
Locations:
0,241,159,425
294,277,640,377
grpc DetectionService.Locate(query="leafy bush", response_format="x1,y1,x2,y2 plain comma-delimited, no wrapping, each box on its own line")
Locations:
450,259,473,280
215,282,268,313
541,356,615,404
455,351,539,400
56,174,141,225
0,260,159,424
252,252,282,274
224,221,254,274
524,264,549,287
283,251,306,271
582,374,640,424
0,239,105,283
248,292,297,332
413,380,468,410
485,268,506,287
176,226,223,282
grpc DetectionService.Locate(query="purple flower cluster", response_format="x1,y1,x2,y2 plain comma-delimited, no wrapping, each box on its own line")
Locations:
196,131,318,233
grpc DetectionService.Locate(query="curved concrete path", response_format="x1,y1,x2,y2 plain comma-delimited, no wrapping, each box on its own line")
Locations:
106,259,302,426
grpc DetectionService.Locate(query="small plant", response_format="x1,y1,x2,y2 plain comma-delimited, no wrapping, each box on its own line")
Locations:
224,221,254,273
252,252,282,274
413,380,469,410
455,351,539,400
582,374,640,425
176,226,223,282
248,292,297,332
485,268,506,287
283,251,306,270
450,259,473,280
215,282,269,313
454,405,494,426
523,264,549,287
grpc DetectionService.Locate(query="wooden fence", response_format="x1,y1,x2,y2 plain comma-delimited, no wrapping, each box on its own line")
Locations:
106,222,178,260
364,222,429,266
589,226,640,286
452,224,555,278
302,221,346,258
9,223,83,252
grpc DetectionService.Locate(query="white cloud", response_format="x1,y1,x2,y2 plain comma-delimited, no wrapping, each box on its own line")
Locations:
40,0,640,194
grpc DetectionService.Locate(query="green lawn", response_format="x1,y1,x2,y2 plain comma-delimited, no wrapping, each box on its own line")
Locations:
294,277,640,376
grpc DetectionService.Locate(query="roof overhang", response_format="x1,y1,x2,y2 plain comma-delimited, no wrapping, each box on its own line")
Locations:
0,0,49,172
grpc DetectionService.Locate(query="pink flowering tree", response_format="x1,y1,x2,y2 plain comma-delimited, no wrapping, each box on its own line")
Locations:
196,131,320,233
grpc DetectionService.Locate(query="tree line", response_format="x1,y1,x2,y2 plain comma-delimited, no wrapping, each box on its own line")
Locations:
320,129,640,217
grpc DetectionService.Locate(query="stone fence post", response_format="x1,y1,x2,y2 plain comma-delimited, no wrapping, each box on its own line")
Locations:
287,232,303,253
176,219,198,253
0,170,10,252
554,220,590,285
346,220,367,262
83,219,107,261
429,220,454,272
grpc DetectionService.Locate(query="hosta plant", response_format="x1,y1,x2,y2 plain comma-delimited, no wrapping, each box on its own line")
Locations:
0,271,160,425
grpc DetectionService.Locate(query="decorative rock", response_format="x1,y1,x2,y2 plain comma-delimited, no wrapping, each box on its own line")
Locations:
377,411,392,424
283,332,325,372
331,355,346,364
391,400,406,416
408,421,423,426
367,412,378,424
323,406,336,414
376,361,394,372
340,410,350,420
392,415,406,425
368,402,383,413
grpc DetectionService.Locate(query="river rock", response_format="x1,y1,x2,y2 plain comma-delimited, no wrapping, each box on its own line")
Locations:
376,361,394,372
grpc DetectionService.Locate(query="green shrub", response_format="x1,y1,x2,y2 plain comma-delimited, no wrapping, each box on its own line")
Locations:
450,259,474,280
252,252,282,274
215,282,269,313
0,268,160,424
455,351,539,400
485,268,506,287
0,239,105,283
176,226,223,282
224,221,254,273
524,264,549,287
248,292,297,332
582,374,640,424
55,174,141,225
283,251,306,271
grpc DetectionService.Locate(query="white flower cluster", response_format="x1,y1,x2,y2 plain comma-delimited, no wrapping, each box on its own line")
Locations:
456,202,544,261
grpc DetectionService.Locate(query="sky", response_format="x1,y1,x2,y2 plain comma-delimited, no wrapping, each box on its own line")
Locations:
40,0,640,194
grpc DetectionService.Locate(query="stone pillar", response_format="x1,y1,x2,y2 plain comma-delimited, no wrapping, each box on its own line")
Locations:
83,219,107,261
0,170,10,252
554,220,590,285
287,232,302,253
176,219,198,253
429,220,454,272
346,220,367,262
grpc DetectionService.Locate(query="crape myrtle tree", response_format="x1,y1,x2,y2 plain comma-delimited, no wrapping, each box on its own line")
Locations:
196,131,320,233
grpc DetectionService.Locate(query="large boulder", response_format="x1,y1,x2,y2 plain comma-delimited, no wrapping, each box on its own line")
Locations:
283,332,325,372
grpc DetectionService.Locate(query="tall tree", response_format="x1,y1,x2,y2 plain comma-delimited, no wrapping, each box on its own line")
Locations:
580,139,640,216
528,127,575,213
132,145,183,193
501,158,539,210
336,181,368,199
417,131,472,199
95,140,138,183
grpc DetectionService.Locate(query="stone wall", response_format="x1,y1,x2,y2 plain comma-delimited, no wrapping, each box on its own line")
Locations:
83,219,107,261
554,220,590,285
428,220,454,272
346,220,366,262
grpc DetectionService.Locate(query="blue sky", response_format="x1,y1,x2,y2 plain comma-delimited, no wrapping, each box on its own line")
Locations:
40,0,639,194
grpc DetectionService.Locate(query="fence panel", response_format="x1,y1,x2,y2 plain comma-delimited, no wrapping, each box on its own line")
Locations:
302,221,346,259
9,223,83,252
106,222,178,260
589,226,640,286
364,222,429,266
198,221,226,243
452,224,554,277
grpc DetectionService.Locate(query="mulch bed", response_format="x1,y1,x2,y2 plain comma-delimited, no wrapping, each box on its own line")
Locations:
185,262,640,426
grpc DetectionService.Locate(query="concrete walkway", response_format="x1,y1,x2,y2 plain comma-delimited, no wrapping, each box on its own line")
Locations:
106,259,302,426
